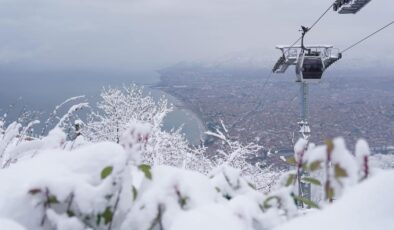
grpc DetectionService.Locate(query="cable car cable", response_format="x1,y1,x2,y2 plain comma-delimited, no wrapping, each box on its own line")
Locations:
309,3,334,31
288,2,334,49
341,20,394,53
235,3,334,131
233,3,385,132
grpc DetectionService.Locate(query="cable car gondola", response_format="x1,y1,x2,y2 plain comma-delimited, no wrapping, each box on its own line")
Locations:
272,26,341,83
333,0,371,14
296,52,325,82
296,26,325,82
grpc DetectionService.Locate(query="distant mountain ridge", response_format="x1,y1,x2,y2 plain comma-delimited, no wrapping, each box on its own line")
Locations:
161,49,394,76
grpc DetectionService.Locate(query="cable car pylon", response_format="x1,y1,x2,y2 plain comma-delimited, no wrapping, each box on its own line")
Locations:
272,26,342,203
272,26,342,141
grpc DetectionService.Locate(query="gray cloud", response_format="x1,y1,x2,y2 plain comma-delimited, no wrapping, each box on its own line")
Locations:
0,0,393,72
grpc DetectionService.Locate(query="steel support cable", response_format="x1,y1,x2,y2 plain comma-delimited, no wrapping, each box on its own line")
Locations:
341,20,394,53
288,2,334,48
230,3,333,131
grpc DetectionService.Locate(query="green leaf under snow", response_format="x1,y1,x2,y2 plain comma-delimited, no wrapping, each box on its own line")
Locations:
325,183,335,201
101,166,113,180
334,164,348,178
132,186,138,201
102,207,113,225
293,195,320,209
325,139,334,154
286,156,297,165
67,210,75,217
96,214,102,226
178,196,188,208
309,161,321,171
138,164,152,180
223,194,232,200
248,182,256,190
48,195,59,204
302,177,321,186
263,196,279,209
285,174,296,187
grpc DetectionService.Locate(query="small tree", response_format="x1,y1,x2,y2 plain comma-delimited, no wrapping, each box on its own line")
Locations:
84,85,171,143
84,85,210,172
206,121,282,192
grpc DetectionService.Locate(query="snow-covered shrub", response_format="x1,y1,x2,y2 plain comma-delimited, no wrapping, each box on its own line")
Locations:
209,166,258,200
0,120,48,168
121,166,220,230
0,97,89,168
0,125,271,230
0,128,392,230
84,85,210,172
0,122,22,167
206,123,283,193
275,170,394,230
284,137,393,207
0,141,129,230
40,96,87,136
123,163,282,230
0,120,158,230
84,85,170,143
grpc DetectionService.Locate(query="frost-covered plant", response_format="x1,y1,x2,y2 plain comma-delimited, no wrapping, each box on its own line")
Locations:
206,122,282,193
84,85,171,143
63,120,88,151
41,96,86,136
355,139,371,180
0,132,391,230
21,121,155,230
145,127,211,173
0,97,89,168
283,137,377,207
0,122,22,168
84,85,209,173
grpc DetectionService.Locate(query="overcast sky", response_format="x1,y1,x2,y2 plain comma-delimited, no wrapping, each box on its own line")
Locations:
0,0,393,72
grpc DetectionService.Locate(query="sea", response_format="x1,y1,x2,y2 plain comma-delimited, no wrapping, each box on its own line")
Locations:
0,68,204,145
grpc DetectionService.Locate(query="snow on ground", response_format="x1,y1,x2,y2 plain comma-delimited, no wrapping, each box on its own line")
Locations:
274,170,394,230
0,142,128,230
1,118,394,230
0,218,26,230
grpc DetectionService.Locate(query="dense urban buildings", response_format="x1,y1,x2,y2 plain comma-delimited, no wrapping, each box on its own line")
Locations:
157,64,394,152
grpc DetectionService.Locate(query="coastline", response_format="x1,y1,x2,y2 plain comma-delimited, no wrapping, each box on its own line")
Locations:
151,78,206,145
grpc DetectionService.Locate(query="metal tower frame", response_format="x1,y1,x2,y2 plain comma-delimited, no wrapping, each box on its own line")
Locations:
272,27,342,203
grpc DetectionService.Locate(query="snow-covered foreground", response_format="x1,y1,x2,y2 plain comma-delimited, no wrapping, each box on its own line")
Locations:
0,138,274,230
275,170,394,230
0,137,392,230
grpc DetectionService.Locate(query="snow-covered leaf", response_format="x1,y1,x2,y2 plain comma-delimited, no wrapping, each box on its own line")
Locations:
293,195,319,209
102,207,113,225
335,164,348,178
139,164,152,180
101,166,113,179
302,177,321,186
